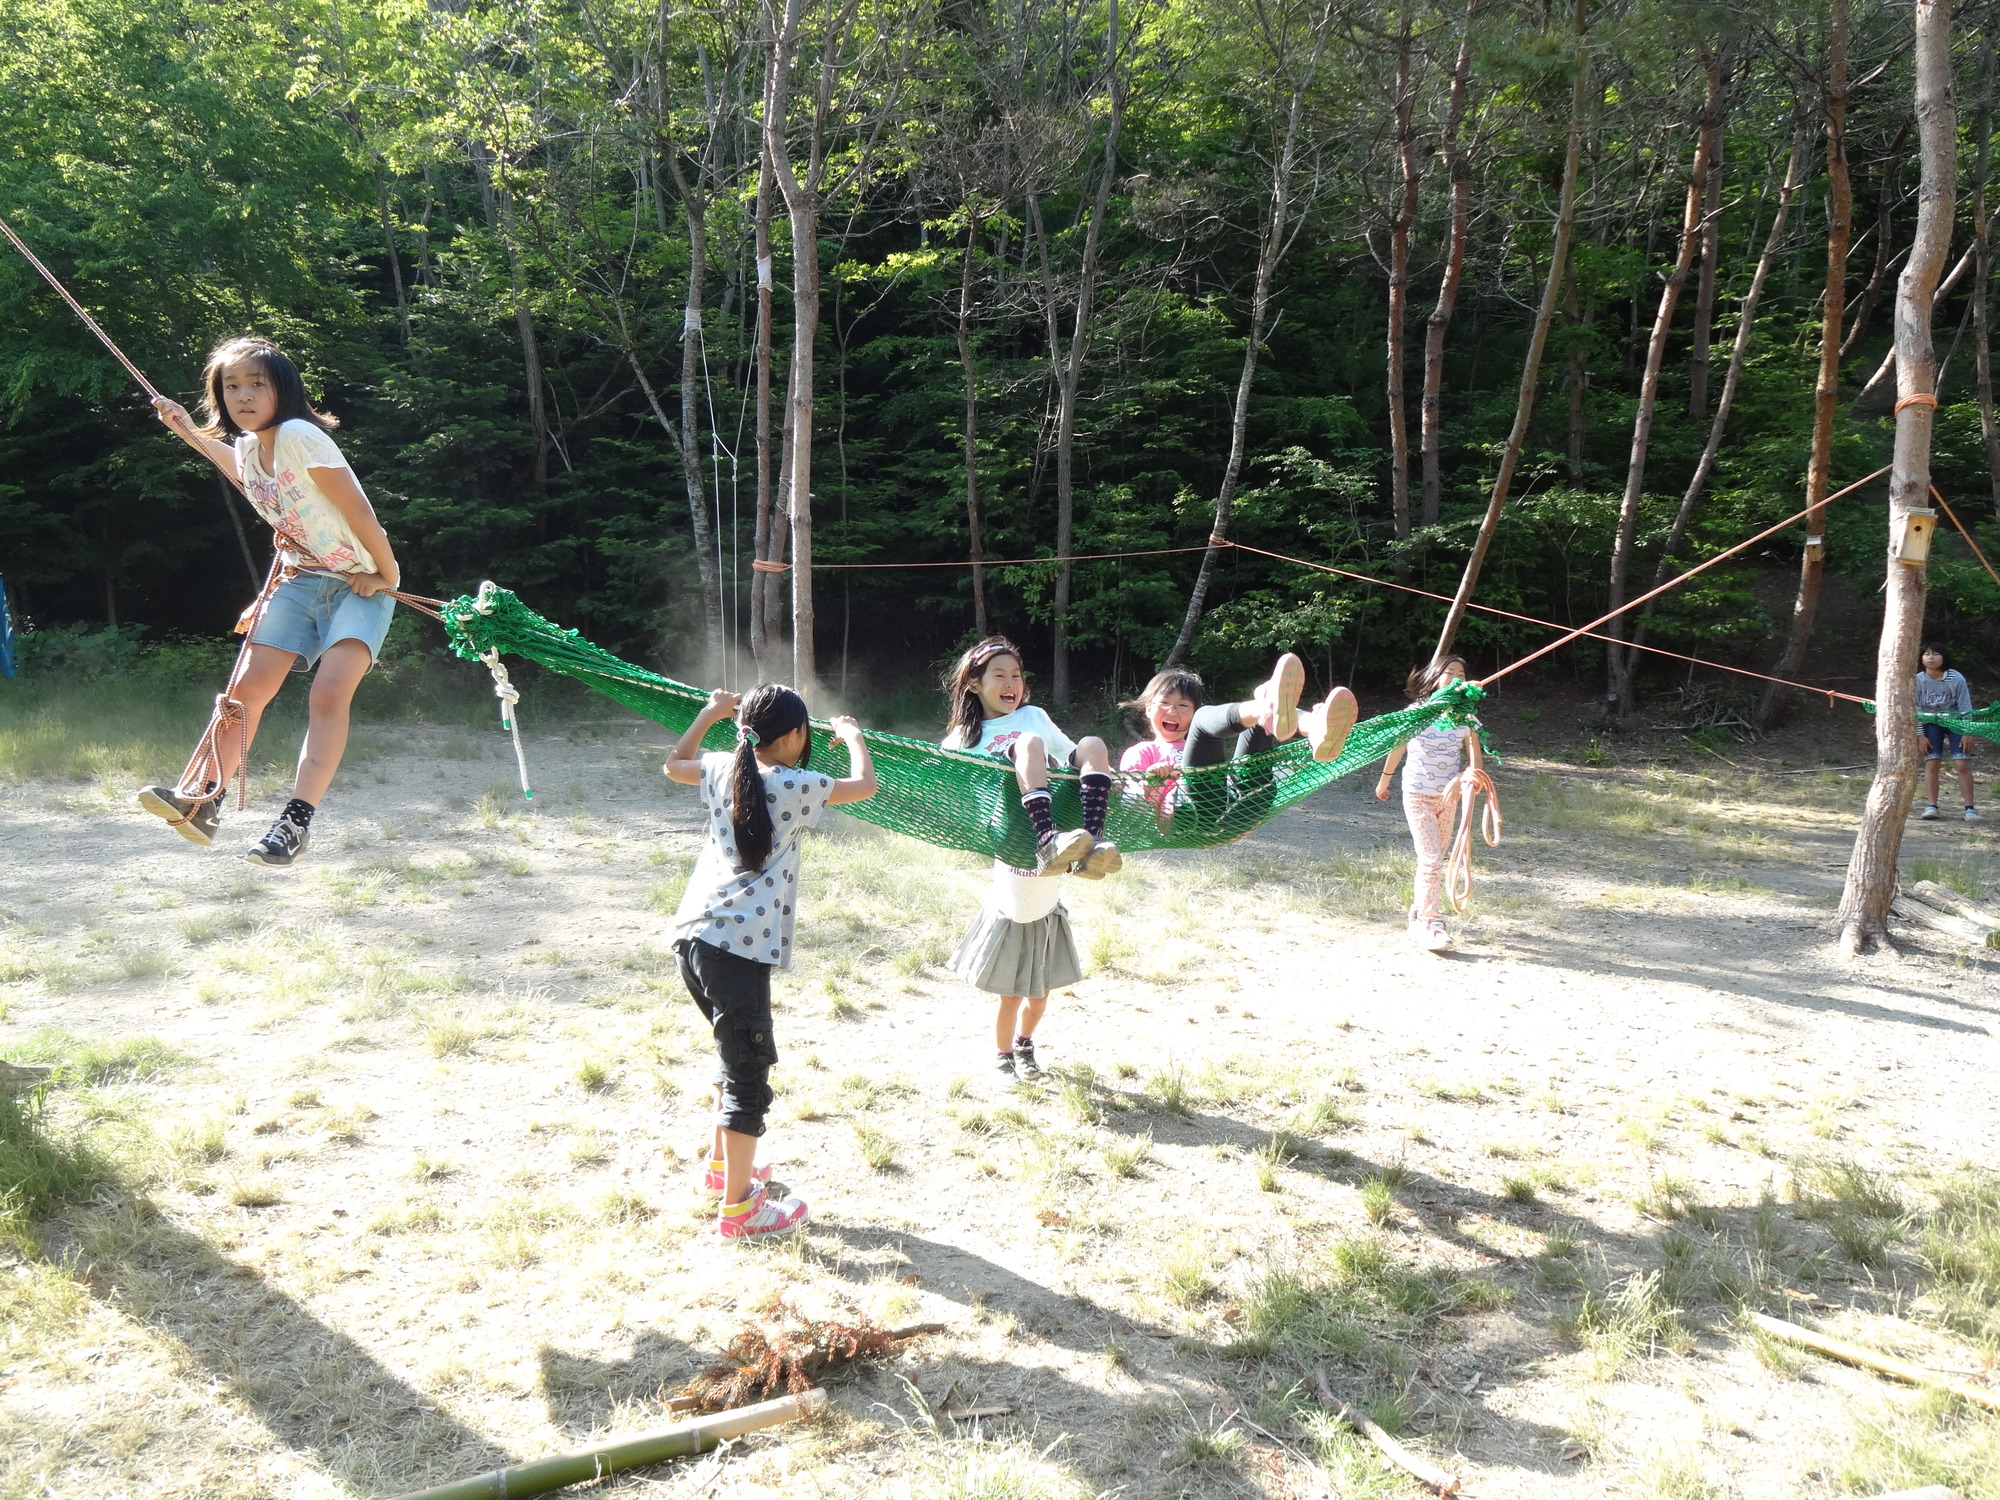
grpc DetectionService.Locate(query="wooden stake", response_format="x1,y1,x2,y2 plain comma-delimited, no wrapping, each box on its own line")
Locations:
1313,1369,1460,1495
1750,1314,2000,1414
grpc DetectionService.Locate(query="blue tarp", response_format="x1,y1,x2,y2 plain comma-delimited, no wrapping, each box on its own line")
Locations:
0,576,14,677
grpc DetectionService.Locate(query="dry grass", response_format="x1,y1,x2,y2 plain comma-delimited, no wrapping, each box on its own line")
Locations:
2,728,1997,1497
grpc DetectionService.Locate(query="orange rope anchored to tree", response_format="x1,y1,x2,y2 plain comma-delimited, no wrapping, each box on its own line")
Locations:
1474,466,1892,690
0,211,447,815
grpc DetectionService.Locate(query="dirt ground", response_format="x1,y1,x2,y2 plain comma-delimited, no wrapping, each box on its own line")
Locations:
3,705,1999,1499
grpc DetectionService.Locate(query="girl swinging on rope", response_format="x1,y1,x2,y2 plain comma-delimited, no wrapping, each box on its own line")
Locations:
138,337,402,866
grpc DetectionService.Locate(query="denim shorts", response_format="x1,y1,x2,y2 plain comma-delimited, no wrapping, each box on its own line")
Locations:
1923,723,1970,761
249,571,395,673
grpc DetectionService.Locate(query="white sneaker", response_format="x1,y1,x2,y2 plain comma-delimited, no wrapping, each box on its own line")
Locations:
1424,921,1454,953
1967,807,1982,822
1921,805,1941,820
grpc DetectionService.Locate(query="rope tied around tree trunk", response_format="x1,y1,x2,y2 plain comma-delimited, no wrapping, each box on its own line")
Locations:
1893,392,1940,414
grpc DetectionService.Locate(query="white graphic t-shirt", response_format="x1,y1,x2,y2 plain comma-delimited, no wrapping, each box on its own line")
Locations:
1403,717,1475,799
235,420,379,574
943,705,1078,768
672,751,835,968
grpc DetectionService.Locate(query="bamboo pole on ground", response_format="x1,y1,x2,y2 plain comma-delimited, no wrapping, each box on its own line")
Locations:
387,1389,827,1500
1751,1315,2000,1414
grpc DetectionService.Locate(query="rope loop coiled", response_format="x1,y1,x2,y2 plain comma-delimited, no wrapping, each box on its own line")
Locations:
1444,763,1502,915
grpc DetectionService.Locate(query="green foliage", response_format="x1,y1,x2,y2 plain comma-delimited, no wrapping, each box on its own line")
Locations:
0,0,1941,705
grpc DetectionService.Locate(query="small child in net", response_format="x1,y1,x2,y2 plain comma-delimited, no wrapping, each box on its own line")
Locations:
1118,653,1357,827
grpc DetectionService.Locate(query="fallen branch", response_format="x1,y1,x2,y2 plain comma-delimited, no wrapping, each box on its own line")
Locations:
1909,880,2000,930
1890,894,1992,947
386,1389,826,1500
1313,1369,1460,1495
1750,1314,2000,1414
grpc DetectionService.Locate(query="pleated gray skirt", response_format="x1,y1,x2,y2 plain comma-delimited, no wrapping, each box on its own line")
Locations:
949,905,1083,999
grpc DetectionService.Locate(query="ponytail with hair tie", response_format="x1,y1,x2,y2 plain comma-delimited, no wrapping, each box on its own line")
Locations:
727,684,810,872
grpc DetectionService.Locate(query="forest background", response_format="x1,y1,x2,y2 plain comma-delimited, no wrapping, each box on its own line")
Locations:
1,0,1995,722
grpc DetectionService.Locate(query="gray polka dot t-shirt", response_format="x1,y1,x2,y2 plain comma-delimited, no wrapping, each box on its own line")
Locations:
672,751,834,968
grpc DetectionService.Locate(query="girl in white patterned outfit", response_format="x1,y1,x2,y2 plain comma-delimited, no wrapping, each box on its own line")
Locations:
1375,656,1481,953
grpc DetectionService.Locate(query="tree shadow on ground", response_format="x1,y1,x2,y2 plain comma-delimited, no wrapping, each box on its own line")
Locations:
38,1191,514,1496
1493,924,1998,1036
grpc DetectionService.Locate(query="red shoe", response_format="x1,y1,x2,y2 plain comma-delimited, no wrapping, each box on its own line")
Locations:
700,1161,772,1200
719,1187,810,1244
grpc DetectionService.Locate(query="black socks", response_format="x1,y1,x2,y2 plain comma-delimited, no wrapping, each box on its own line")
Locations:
1078,772,1112,836
282,797,317,828
1022,788,1056,841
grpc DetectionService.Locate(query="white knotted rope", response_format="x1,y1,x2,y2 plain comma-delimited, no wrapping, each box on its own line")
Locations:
480,648,534,800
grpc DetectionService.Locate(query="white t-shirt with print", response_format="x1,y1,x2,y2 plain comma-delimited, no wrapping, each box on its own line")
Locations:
235,419,379,574
672,751,835,968
1402,718,1474,799
982,862,1065,923
942,705,1078,768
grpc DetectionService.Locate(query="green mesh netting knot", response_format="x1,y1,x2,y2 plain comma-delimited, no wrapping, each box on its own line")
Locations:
441,584,1482,866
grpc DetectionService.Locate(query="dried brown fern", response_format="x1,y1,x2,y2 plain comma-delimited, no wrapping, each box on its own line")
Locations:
670,1304,946,1413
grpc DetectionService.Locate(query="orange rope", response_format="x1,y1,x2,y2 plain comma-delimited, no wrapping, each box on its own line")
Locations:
1443,764,1501,915
1476,466,1892,689
1930,486,2000,595
1228,542,1875,707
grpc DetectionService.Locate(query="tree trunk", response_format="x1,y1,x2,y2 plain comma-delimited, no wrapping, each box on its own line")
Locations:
765,0,820,697
1630,125,1808,660
1604,49,1724,715
470,140,552,486
1420,0,1477,529
373,163,411,346
1563,264,1589,479
1974,35,2000,521
750,145,777,669
1051,0,1128,709
1164,4,1332,668
1840,0,1956,954
1758,8,1853,730
957,211,988,637
1386,11,1420,543
1686,53,1730,417
1432,0,1590,663
661,153,725,673
1839,119,1911,360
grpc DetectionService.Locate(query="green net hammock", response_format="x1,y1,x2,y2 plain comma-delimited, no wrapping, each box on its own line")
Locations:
1878,703,2000,746
440,585,1486,867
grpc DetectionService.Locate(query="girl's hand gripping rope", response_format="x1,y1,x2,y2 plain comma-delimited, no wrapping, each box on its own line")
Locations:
480,649,534,800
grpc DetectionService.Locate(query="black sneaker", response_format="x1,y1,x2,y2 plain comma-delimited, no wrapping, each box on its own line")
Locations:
246,813,311,867
137,785,221,846
995,1052,1018,1085
1013,1040,1044,1081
